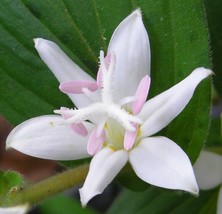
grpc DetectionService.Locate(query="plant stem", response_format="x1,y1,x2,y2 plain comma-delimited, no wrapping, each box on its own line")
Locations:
8,164,89,206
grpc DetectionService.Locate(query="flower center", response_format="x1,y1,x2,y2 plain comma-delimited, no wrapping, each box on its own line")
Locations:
55,50,150,155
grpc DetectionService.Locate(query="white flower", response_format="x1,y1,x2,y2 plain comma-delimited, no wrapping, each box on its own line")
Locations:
0,204,29,214
6,9,212,206
194,151,222,214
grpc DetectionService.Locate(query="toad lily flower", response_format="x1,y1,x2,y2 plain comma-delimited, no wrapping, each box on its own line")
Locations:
6,9,212,206
194,151,222,214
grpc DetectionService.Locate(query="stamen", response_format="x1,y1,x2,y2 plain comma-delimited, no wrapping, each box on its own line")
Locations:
124,123,138,150
132,75,150,114
59,80,98,94
70,123,88,136
97,117,107,137
87,127,105,155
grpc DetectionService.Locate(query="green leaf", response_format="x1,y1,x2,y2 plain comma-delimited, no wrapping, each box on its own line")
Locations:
201,117,222,155
138,0,211,162
108,187,218,214
204,0,222,97
0,171,24,206
0,0,210,165
206,117,222,147
39,194,96,214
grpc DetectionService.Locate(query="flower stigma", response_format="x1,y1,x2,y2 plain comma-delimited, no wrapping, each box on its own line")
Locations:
54,50,148,154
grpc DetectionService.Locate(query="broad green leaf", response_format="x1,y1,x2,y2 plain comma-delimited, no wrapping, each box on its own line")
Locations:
39,194,96,214
204,0,222,97
0,171,23,206
138,0,211,162
108,187,218,214
0,0,210,165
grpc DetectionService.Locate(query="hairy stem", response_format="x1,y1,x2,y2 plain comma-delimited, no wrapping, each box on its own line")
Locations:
8,164,89,206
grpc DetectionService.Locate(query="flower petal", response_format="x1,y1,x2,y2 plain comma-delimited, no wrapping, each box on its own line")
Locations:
34,38,98,108
0,204,29,214
129,136,199,194
108,9,150,101
218,186,222,214
193,151,222,190
79,147,128,206
139,68,212,137
6,115,94,160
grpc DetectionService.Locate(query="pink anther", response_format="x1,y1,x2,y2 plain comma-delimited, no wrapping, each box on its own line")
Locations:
132,75,150,115
59,80,98,94
87,127,105,155
123,123,139,150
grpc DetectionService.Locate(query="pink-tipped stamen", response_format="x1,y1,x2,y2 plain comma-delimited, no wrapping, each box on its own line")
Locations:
69,123,88,137
59,80,98,94
96,117,107,137
123,123,139,150
87,127,105,155
132,75,150,115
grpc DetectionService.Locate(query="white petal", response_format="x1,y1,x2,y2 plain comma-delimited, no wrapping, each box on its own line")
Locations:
79,147,128,206
108,9,150,101
193,151,222,190
6,115,94,160
34,38,98,108
218,186,222,214
129,137,199,194
139,68,212,137
0,204,29,214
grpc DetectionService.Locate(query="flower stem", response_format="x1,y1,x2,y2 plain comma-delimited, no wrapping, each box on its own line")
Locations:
8,164,89,206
